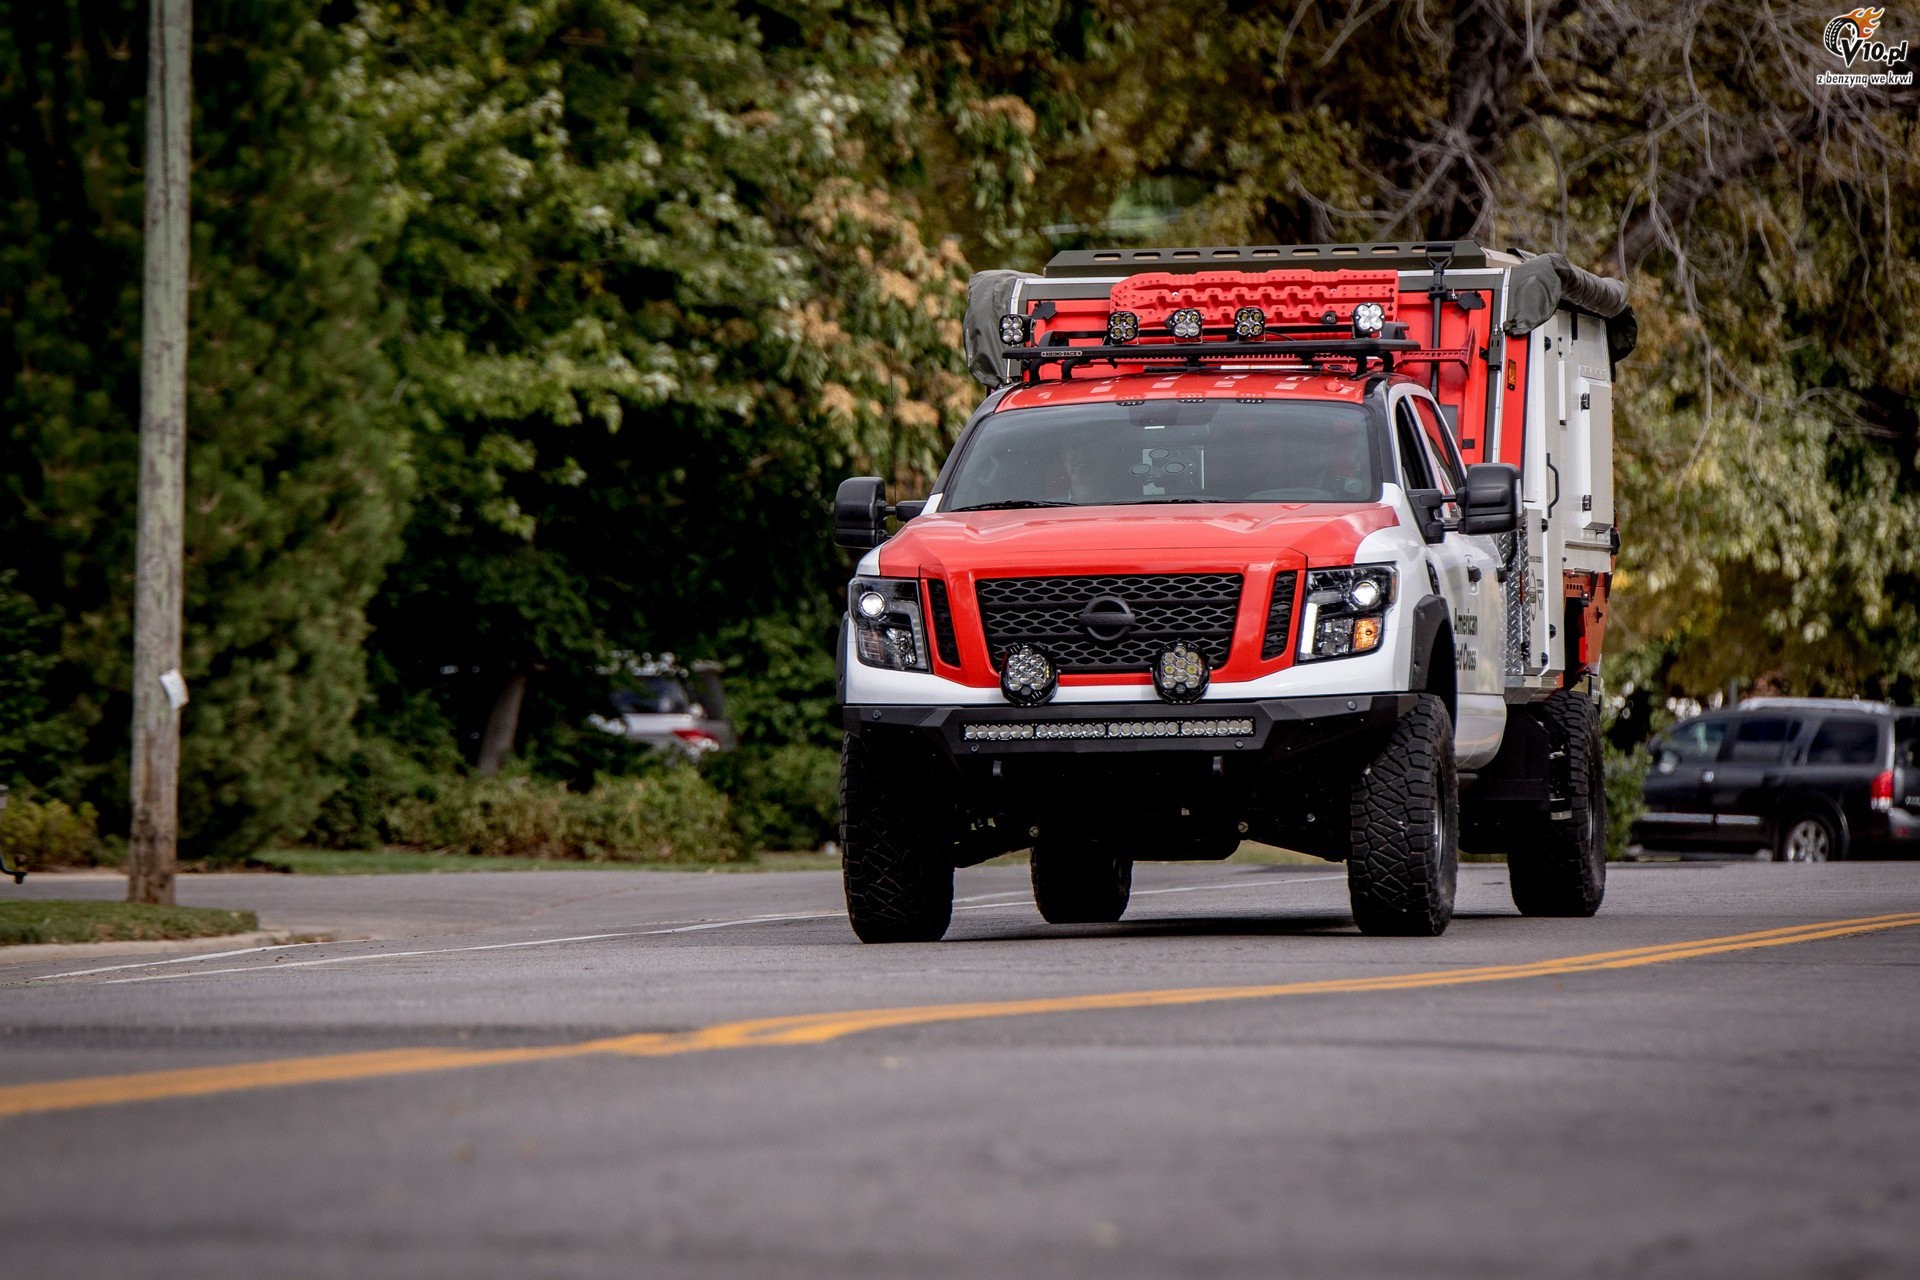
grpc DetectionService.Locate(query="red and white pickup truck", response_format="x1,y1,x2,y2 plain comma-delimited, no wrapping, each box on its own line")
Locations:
832,240,1634,942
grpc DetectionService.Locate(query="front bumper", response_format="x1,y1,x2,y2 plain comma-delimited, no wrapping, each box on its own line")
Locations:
841,693,1418,759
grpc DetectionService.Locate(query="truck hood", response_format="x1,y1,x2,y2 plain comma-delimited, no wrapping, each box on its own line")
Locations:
875,502,1399,578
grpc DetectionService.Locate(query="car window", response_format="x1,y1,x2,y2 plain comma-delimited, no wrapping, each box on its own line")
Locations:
1806,718,1881,766
1900,719,1920,768
1726,717,1798,763
1394,402,1436,491
1660,718,1727,763
613,677,691,715
1411,396,1466,489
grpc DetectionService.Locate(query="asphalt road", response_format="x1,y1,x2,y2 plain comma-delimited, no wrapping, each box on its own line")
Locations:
2,859,1918,1279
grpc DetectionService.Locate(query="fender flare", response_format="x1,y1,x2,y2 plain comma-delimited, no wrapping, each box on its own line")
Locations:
1406,595,1456,719
836,616,849,707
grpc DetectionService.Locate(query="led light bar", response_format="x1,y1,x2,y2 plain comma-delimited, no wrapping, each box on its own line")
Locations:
961,718,1255,742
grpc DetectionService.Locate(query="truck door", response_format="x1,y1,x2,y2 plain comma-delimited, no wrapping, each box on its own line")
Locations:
1389,389,1504,767
1704,715,1805,852
1640,715,1727,848
1410,392,1506,699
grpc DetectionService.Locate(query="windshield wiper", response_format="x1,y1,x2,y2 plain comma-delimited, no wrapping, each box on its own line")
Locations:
950,499,1077,511
1127,497,1222,505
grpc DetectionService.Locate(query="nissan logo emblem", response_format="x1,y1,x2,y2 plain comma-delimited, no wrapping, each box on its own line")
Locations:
1077,595,1136,642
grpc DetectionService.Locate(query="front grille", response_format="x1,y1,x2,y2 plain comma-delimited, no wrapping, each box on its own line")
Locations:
975,573,1242,673
1262,571,1298,660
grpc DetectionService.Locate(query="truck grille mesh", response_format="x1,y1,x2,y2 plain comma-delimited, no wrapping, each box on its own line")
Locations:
975,573,1242,673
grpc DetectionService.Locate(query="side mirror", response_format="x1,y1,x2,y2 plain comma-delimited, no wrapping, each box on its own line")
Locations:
834,476,888,550
1407,489,1448,545
1458,462,1520,536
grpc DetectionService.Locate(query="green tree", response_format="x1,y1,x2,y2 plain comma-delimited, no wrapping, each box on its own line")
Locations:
1,1,408,857
341,1,976,765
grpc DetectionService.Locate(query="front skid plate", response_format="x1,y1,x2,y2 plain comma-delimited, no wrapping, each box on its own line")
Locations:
842,694,1418,757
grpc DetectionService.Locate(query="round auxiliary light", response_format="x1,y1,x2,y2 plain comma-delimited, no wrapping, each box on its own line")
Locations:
1152,640,1211,704
1000,643,1058,707
998,312,1034,348
856,590,888,619
1348,578,1382,610
1107,310,1140,345
1351,301,1386,336
1232,307,1267,340
1167,308,1205,341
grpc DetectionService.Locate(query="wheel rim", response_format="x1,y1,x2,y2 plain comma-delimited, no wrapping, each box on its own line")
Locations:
1783,820,1830,863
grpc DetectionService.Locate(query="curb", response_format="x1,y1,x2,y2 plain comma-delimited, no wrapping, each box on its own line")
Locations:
0,928,345,968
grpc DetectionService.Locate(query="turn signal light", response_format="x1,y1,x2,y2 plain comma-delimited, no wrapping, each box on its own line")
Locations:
1351,616,1383,652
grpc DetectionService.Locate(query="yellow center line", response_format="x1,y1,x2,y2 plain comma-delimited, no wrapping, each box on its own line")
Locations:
3,911,1916,1119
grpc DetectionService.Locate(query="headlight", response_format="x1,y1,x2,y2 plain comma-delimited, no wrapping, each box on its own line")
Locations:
849,577,929,672
1297,565,1395,661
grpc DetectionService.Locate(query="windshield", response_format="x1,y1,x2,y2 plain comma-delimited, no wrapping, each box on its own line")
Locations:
942,399,1378,511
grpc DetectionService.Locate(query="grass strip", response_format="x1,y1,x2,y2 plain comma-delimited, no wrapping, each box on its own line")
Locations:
253,848,845,875
0,901,258,947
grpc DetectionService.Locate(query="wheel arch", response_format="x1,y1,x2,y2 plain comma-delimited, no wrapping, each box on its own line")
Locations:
1774,790,1851,856
1407,595,1456,724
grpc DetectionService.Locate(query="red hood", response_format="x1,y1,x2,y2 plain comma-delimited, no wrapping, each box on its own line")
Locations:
876,502,1397,578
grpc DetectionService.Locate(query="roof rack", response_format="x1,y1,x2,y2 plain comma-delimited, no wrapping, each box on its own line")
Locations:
1045,240,1490,279
1001,330,1421,381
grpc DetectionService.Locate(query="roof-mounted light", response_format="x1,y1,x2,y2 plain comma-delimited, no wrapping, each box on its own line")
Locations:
1166,308,1204,341
1232,307,1267,340
1351,302,1386,337
998,313,1034,348
1107,311,1140,345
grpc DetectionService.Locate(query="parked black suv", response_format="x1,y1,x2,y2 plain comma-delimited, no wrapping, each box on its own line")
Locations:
1632,698,1920,861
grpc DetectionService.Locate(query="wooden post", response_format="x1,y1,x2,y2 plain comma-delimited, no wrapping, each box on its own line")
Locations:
128,0,192,906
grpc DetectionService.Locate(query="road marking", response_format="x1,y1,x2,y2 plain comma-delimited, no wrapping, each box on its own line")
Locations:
37,940,336,981
52,875,1343,985
1,911,1914,1119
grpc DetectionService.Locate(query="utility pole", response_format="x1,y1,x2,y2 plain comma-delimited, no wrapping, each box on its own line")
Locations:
128,0,192,906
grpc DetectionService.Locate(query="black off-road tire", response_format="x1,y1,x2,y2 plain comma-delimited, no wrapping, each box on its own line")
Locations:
1347,694,1459,936
1030,841,1132,924
840,733,954,943
1508,689,1608,917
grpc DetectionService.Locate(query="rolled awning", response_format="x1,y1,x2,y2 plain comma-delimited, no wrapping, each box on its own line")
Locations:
1503,253,1637,363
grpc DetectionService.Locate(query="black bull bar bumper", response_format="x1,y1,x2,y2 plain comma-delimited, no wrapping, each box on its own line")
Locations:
841,693,1420,760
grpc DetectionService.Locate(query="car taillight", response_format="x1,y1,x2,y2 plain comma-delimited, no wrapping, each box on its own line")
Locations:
672,728,721,751
1871,770,1894,812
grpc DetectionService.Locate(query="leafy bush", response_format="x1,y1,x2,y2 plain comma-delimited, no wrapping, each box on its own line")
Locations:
708,744,841,853
697,608,843,851
386,768,740,864
1604,742,1651,860
303,734,447,851
0,795,101,870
